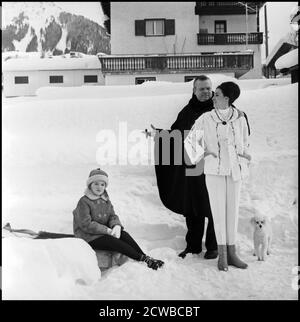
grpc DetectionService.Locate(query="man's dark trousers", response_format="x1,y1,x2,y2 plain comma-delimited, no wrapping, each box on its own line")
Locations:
185,214,217,253
183,173,217,253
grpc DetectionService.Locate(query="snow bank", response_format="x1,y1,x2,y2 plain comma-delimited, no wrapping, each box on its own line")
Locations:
2,237,101,300
275,48,298,70
3,83,297,166
35,74,290,100
35,74,234,100
235,78,290,90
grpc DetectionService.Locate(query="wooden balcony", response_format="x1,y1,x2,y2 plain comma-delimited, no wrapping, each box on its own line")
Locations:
195,2,265,15
198,32,263,45
99,53,254,73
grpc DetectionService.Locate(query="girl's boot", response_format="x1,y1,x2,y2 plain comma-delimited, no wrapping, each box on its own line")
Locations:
140,254,164,270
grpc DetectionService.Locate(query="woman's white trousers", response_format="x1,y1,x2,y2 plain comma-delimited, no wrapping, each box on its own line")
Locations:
205,174,241,245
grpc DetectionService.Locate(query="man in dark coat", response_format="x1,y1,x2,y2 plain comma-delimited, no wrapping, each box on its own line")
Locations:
150,75,218,259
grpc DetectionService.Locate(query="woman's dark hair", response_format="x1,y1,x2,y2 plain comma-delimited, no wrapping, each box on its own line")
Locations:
217,81,241,105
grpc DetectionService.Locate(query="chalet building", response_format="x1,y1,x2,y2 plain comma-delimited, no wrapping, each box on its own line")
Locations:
263,37,297,79
263,9,298,81
3,53,104,97
99,2,265,85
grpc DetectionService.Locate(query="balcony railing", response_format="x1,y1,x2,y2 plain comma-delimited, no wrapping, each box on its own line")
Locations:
195,2,264,15
99,53,254,73
198,32,263,45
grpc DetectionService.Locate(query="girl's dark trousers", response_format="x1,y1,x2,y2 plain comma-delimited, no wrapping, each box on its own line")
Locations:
88,230,145,261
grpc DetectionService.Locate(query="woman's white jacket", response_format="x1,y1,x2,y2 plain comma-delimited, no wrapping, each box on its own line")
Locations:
185,107,250,181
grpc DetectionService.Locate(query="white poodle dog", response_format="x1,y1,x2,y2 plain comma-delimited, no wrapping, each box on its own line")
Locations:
250,215,272,261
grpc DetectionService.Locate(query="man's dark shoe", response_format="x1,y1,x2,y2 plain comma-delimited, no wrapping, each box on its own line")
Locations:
204,249,218,259
178,248,201,259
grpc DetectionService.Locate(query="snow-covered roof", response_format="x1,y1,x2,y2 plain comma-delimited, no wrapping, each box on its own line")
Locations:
275,48,298,70
264,35,297,66
290,10,300,23
2,51,41,62
3,55,101,72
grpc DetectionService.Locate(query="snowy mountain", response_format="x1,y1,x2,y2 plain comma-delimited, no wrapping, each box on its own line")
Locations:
2,2,110,55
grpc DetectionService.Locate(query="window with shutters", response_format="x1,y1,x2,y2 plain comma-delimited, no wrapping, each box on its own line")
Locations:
135,19,175,37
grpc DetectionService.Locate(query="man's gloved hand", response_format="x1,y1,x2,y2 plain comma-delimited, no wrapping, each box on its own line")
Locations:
111,225,122,239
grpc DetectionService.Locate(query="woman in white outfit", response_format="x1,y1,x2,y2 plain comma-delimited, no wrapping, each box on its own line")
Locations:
185,82,251,271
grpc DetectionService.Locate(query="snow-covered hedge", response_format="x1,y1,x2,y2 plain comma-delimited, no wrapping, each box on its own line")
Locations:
2,237,101,299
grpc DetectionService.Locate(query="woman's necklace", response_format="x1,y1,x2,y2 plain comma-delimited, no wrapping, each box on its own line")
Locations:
214,107,234,125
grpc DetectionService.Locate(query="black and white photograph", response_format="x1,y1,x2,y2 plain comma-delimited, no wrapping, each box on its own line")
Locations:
1,1,298,304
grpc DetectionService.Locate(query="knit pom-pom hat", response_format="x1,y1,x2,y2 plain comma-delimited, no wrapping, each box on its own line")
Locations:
86,168,109,187
217,81,241,105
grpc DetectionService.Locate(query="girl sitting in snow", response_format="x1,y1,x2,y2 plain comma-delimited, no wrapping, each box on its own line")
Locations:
73,168,164,270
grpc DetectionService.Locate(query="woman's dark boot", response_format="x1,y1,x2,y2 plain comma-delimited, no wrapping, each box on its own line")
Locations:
227,245,248,269
140,254,164,270
217,245,228,271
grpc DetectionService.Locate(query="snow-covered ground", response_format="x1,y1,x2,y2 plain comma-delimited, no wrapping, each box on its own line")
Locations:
2,75,298,300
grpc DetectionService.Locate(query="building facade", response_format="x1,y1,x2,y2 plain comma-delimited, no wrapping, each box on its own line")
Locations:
99,2,265,85
3,54,104,97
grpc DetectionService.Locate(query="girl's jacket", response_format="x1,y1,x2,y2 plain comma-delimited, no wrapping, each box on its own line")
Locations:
73,189,123,242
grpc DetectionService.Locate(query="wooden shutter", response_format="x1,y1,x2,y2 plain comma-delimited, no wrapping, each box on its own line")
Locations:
135,20,145,36
165,19,175,35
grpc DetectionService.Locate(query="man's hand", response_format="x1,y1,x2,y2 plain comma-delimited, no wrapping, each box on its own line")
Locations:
111,225,122,239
